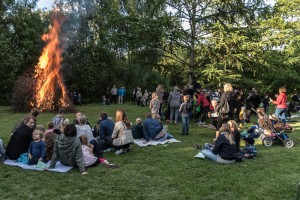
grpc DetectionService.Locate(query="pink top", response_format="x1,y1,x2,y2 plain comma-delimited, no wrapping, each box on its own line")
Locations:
272,92,287,109
81,145,97,167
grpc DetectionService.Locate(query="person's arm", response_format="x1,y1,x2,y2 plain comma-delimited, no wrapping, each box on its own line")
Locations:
99,122,106,139
212,136,223,154
142,122,150,141
49,139,58,168
28,142,33,159
74,140,85,173
111,123,120,139
179,103,183,112
40,141,46,160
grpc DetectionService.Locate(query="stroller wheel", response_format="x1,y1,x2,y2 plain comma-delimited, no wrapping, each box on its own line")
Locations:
284,139,294,148
262,136,273,147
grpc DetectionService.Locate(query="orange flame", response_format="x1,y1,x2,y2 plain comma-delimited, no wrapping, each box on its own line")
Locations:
32,18,69,111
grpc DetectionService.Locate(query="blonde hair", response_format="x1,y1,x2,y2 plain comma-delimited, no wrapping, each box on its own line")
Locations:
35,124,45,132
219,123,235,145
136,118,142,125
156,84,164,92
224,83,233,92
33,129,44,139
279,87,286,93
115,109,131,129
152,92,158,99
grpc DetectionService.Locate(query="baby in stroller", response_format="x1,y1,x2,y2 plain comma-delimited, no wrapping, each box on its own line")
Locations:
255,108,294,148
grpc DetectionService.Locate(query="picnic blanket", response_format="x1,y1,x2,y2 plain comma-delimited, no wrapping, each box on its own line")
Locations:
134,138,181,147
4,159,73,172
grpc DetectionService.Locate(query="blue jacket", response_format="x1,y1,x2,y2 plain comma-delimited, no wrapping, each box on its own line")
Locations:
143,117,163,141
99,118,115,139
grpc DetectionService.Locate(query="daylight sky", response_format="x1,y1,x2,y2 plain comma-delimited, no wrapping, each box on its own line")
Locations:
37,0,276,10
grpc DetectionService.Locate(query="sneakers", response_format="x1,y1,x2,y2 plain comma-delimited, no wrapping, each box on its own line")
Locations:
115,149,124,155
194,152,205,159
103,148,113,153
197,122,205,125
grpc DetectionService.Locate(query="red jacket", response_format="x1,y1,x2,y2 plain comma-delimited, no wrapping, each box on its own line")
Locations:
272,92,287,109
196,94,210,107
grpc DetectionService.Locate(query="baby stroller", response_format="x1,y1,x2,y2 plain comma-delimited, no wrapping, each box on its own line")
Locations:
253,108,294,148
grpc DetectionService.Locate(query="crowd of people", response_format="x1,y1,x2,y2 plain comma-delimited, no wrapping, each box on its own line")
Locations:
0,83,297,173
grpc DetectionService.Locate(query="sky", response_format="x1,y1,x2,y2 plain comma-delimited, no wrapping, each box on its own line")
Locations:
37,0,276,10
37,0,54,10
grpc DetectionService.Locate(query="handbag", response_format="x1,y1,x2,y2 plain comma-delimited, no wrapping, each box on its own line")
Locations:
219,98,230,115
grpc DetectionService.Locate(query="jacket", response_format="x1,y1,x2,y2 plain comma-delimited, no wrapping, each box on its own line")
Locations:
99,118,115,140
143,117,163,141
196,93,210,107
168,90,181,108
49,134,85,173
5,125,34,160
216,91,235,119
212,133,237,160
272,92,287,109
111,121,134,146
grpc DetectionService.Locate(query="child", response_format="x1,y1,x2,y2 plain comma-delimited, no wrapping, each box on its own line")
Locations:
208,99,218,129
101,95,106,105
149,92,160,117
79,135,117,168
239,107,247,128
28,130,46,165
179,95,191,135
45,121,54,136
131,118,144,139
45,131,57,162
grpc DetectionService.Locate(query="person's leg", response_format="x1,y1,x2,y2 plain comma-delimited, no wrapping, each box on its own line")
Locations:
201,106,208,123
186,117,190,135
274,108,281,121
0,139,4,156
181,116,186,134
174,108,179,123
279,109,287,125
201,149,218,161
170,107,174,123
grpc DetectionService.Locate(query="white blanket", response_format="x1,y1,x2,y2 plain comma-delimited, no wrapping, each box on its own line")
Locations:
134,138,181,147
4,159,73,173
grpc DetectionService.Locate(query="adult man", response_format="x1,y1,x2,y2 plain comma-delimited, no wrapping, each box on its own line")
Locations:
111,85,118,104
143,112,164,142
97,113,115,150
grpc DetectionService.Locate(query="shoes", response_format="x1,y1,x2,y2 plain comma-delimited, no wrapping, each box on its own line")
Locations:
169,121,173,124
197,122,205,125
115,149,124,155
195,152,205,159
103,148,113,153
193,144,203,149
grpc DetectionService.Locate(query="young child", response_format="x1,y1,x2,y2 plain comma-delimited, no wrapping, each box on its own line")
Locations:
131,118,144,139
208,99,219,129
45,131,57,162
179,95,191,135
149,92,160,117
239,107,247,128
28,130,46,165
45,121,54,136
79,135,117,168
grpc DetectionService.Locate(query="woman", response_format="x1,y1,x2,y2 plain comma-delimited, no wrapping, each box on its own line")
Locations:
270,87,287,125
214,83,235,140
168,86,182,124
200,123,237,164
5,115,35,160
49,124,87,175
111,109,134,155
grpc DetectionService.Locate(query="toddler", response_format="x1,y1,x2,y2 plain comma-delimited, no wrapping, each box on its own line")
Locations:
208,99,218,129
239,107,247,128
131,118,144,139
28,130,46,165
79,135,117,168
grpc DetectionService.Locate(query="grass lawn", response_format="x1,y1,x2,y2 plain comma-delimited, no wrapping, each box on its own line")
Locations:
0,103,300,200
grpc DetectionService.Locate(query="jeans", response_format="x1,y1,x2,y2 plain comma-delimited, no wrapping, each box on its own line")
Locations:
0,139,4,155
181,116,190,135
158,133,174,141
275,108,286,125
170,107,179,122
201,149,218,161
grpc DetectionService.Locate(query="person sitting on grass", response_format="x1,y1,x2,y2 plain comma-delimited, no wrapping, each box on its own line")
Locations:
196,123,237,164
45,131,58,162
79,134,117,168
28,129,46,165
131,118,144,139
49,124,87,175
6,115,35,160
112,109,134,155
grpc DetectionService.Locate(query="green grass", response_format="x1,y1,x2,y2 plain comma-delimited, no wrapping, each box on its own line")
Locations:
1,103,300,200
